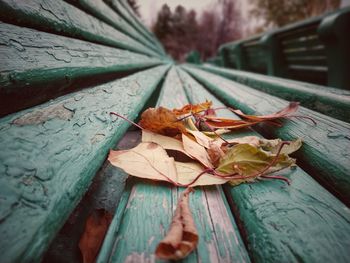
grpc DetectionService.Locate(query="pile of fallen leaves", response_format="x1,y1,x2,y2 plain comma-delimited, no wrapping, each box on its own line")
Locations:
106,101,304,260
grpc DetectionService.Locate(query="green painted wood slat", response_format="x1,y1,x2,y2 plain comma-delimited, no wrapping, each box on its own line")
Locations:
0,65,170,263
0,22,163,116
106,0,164,54
70,0,162,56
176,67,350,262
97,67,250,263
0,0,160,58
199,64,350,122
183,66,350,207
118,0,166,55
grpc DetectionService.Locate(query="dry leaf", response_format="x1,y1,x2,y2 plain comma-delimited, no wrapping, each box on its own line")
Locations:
175,162,228,186
108,142,179,185
79,210,112,263
231,102,299,121
108,141,229,187
187,129,212,148
142,130,190,157
207,142,225,167
139,107,187,137
173,101,212,116
260,138,303,155
203,102,300,130
155,188,198,260
182,134,213,168
216,143,296,186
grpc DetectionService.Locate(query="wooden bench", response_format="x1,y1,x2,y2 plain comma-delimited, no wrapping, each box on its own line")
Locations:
219,7,350,89
1,2,350,263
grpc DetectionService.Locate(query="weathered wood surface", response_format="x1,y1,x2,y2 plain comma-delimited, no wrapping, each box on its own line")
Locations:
43,131,139,263
177,67,350,262
70,0,161,56
200,64,350,122
0,65,169,263
0,0,160,57
118,0,166,54
107,0,163,53
97,67,250,263
0,22,163,116
183,66,350,206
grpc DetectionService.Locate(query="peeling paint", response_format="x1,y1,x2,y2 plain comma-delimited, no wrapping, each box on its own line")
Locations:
12,104,74,126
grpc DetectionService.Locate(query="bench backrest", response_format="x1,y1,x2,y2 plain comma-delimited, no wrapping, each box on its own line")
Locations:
219,7,350,89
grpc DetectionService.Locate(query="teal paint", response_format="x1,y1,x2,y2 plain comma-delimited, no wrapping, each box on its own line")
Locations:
100,67,250,262
0,0,160,58
178,66,350,262
0,22,163,116
199,64,350,122
0,65,169,262
73,0,162,56
183,66,350,206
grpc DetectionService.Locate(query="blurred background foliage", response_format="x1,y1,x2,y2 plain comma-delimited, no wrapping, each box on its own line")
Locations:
129,0,341,61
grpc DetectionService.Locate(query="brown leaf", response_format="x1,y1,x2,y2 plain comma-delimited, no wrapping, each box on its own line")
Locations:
203,102,300,129
230,102,299,121
79,210,112,263
155,188,198,260
173,100,212,116
139,107,187,137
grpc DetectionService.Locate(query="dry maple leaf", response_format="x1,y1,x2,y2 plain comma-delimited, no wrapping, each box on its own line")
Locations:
79,209,112,263
155,188,198,260
139,107,187,137
173,100,213,116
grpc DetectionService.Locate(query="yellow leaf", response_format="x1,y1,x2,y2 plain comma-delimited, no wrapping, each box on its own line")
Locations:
108,142,178,184
175,162,227,186
142,130,190,157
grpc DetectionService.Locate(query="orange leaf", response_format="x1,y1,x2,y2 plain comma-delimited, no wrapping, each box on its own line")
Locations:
139,107,187,137
155,188,198,260
230,102,299,121
173,100,213,116
204,102,300,129
79,210,112,263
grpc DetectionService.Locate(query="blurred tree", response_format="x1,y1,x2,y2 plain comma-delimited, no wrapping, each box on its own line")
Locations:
152,4,172,41
251,0,341,30
152,1,242,61
127,0,140,17
216,0,242,47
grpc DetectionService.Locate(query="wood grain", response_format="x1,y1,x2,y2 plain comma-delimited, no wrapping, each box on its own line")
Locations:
177,67,350,262
183,65,350,206
97,67,250,263
0,0,159,57
0,22,162,115
0,65,169,263
200,64,350,122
